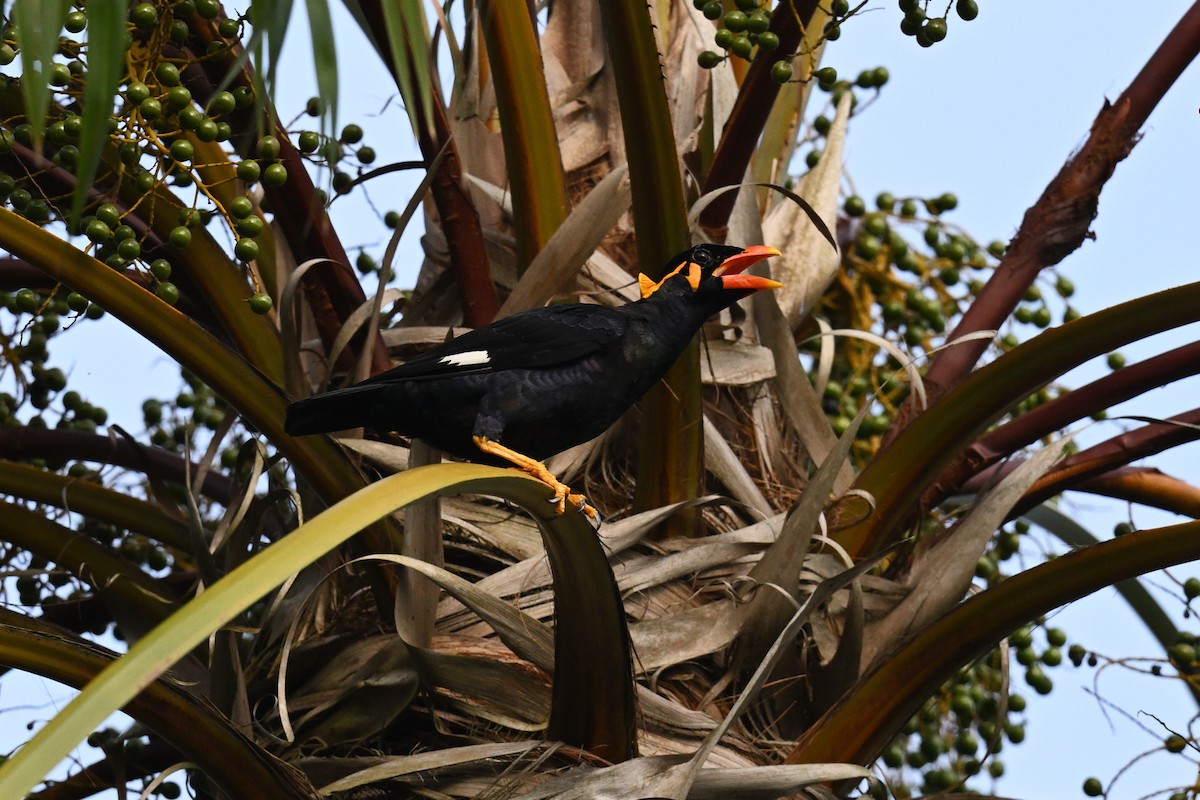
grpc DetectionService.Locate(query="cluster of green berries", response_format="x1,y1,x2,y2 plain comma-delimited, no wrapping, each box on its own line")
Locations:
0,20,86,91
13,564,84,611
137,0,242,49
141,369,229,456
127,0,240,41
0,379,107,438
79,201,150,273
0,0,288,643
819,375,893,441
123,20,275,302
117,531,172,575
294,98,395,274
233,134,288,189
848,190,957,221
0,286,108,440
153,121,282,280
842,190,985,347
1010,277,1078,333
977,519,1039,580
99,126,278,311
1008,621,1069,696
295,99,377,198
143,380,261,505
84,728,182,796
126,63,245,148
879,657,1030,796
695,0,878,87
693,0,782,74
878,612,1120,795
0,6,278,315
14,515,169,611
0,126,61,224
144,374,266,498
988,272,1082,367
899,0,978,47
837,185,1082,356
801,68,889,168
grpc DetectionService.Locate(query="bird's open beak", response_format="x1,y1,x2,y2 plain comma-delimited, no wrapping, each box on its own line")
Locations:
714,244,783,291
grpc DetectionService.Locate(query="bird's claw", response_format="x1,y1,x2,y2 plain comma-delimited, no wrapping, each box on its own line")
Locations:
546,485,602,529
471,437,601,528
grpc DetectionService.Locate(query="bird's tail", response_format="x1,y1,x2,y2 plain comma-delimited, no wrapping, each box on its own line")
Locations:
284,385,391,436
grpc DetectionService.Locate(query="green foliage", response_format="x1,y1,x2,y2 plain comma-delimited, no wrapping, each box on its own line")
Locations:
0,1,1196,798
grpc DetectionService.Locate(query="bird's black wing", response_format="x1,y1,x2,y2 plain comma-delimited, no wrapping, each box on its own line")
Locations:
361,303,629,384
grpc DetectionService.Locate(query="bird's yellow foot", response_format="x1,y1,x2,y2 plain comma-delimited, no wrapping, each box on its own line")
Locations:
549,484,601,527
473,436,601,527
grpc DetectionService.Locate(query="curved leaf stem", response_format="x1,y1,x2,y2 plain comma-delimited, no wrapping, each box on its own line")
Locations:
1074,466,1200,518
477,0,569,270
913,1,1200,403
930,339,1200,508
788,517,1200,767
0,209,366,506
1013,406,1200,516
698,0,821,236
598,0,698,530
0,428,235,505
0,461,191,550
839,281,1200,558
0,609,319,799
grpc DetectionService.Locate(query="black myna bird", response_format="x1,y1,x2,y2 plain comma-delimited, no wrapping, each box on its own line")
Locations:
285,243,782,522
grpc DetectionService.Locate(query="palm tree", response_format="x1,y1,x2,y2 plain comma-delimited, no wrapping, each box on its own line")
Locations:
1,1,1200,797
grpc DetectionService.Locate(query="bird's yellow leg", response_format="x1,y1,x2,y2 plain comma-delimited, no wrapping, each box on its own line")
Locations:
472,436,599,523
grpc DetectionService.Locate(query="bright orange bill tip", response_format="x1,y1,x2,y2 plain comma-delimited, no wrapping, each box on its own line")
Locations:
714,244,782,291
720,273,783,291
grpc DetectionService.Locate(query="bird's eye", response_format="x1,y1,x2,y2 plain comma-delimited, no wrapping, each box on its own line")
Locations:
693,247,712,267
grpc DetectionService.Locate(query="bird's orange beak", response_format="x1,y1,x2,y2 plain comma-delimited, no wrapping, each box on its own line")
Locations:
714,244,783,291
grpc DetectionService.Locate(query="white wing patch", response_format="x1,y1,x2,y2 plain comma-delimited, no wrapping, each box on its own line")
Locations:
439,350,490,367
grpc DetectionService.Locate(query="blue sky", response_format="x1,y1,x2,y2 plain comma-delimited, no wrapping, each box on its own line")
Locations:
829,2,1200,796
15,1,1200,797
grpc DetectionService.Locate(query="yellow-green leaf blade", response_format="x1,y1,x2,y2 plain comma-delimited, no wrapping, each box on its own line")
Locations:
70,0,124,220
0,464,568,798
303,0,338,136
12,0,70,150
378,0,434,139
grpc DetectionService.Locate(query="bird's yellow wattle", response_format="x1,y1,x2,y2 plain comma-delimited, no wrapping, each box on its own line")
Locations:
638,258,727,298
638,260,690,298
